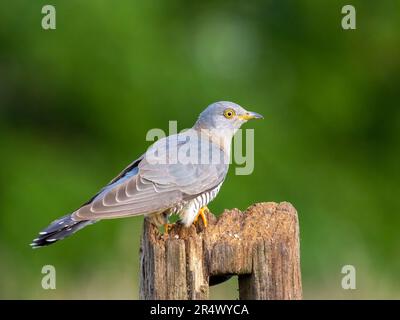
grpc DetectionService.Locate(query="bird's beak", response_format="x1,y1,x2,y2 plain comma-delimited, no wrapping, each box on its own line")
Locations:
238,111,264,121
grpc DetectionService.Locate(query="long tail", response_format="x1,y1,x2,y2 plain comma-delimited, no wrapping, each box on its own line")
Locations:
30,214,96,248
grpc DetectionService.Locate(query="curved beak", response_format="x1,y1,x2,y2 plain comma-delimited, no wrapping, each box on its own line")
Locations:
238,111,264,121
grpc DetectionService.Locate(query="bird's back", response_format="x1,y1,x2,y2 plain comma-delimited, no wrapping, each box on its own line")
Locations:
72,129,229,220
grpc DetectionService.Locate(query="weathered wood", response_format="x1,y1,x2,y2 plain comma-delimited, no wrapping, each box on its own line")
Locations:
139,202,302,300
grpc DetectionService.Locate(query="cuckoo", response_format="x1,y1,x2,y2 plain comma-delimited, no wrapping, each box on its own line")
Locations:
31,101,262,247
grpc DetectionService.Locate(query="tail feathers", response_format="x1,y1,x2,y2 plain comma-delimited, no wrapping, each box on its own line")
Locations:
31,214,96,248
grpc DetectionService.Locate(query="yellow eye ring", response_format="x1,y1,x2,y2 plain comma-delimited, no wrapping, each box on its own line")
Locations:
223,108,236,119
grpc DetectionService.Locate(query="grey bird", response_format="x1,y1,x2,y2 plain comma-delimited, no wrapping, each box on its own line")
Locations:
31,101,262,248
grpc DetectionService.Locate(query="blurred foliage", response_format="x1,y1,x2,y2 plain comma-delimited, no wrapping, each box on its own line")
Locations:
0,0,399,299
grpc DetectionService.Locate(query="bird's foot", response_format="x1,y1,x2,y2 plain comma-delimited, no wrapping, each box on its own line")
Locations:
163,223,174,235
194,206,209,228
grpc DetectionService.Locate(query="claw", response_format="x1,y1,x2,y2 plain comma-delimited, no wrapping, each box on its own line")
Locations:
163,223,174,234
194,206,208,228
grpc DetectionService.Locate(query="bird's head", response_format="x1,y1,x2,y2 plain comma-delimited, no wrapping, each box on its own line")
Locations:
194,101,263,133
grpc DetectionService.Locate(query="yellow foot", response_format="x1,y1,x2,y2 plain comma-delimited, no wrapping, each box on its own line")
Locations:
163,223,174,235
194,206,209,228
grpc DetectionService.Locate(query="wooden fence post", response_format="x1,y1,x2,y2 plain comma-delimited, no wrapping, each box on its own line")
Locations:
139,202,302,300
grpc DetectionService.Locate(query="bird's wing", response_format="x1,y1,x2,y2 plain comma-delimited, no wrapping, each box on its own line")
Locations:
73,130,228,220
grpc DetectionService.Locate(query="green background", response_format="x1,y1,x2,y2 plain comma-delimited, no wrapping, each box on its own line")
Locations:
0,0,399,299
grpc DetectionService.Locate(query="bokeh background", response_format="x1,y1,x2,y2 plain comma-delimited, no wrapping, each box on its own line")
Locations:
0,0,399,299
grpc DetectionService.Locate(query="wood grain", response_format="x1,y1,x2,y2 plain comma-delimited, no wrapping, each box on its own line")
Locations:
139,202,302,300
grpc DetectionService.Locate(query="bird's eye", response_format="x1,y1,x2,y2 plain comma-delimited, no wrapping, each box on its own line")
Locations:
223,108,236,119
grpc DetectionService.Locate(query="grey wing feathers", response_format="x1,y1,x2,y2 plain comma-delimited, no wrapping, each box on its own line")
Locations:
72,130,228,221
